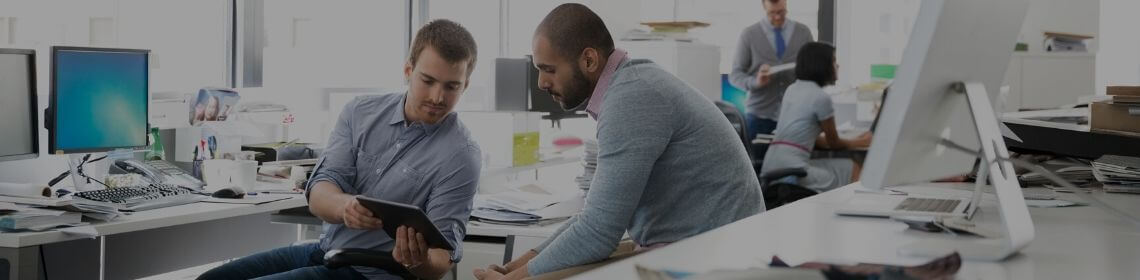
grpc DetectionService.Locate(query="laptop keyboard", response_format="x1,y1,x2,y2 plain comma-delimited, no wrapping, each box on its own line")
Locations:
894,198,961,213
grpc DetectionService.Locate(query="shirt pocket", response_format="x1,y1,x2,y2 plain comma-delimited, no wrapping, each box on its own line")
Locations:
366,161,427,202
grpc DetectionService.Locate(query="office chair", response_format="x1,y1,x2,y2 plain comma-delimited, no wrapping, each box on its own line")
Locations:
758,168,815,210
713,101,755,165
323,248,417,279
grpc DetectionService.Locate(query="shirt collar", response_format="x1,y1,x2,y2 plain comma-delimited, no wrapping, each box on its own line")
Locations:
585,48,629,120
390,92,446,134
760,17,794,33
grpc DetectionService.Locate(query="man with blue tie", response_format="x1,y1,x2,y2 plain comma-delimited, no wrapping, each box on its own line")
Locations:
730,0,814,162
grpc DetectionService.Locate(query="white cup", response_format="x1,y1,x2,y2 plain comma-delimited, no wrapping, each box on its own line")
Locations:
202,159,233,189
230,160,258,189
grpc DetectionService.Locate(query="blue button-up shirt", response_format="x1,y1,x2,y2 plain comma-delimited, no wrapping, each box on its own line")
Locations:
306,93,481,278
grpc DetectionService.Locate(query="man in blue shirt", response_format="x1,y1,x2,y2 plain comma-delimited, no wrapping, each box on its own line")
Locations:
199,19,482,280
730,0,814,161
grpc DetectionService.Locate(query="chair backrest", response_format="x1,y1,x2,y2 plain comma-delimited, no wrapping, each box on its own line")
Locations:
714,100,752,158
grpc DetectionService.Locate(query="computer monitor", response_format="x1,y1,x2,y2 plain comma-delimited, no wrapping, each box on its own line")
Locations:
48,46,150,154
861,0,1027,189
859,0,1033,261
0,48,38,162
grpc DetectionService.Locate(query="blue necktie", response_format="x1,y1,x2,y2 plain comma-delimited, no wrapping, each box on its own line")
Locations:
773,27,786,59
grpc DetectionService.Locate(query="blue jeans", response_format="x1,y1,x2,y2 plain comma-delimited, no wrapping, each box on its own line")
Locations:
746,113,778,162
197,243,367,280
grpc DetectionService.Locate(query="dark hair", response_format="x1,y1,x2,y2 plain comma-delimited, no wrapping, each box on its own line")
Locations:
795,42,837,87
409,19,478,77
535,3,615,61
764,0,784,5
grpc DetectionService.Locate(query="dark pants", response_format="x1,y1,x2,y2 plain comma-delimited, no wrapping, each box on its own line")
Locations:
746,113,778,163
197,243,367,280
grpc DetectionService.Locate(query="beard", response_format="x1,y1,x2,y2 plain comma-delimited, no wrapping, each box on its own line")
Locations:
553,68,593,111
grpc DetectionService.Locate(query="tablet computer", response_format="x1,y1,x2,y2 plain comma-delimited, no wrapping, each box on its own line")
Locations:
355,196,455,251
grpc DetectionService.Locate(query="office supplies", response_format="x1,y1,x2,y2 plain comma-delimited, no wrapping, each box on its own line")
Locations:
72,183,203,211
840,0,1034,261
0,48,38,163
354,196,454,250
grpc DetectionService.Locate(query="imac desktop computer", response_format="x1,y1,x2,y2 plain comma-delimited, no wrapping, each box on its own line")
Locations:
835,0,1034,261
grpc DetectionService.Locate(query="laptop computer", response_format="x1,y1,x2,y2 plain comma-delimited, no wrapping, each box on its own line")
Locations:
835,182,984,219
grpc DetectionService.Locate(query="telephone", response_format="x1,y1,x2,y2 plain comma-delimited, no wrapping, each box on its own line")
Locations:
113,159,205,189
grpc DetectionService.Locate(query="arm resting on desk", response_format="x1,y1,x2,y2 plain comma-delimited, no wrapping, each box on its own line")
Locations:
815,117,871,150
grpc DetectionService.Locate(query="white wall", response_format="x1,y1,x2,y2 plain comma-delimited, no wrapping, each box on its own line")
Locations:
1096,0,1140,94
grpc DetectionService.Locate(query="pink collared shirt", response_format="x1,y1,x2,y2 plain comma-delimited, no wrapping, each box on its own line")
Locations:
585,49,629,120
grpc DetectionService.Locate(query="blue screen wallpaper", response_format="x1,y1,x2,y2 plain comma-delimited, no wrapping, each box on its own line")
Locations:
721,74,747,114
55,50,148,151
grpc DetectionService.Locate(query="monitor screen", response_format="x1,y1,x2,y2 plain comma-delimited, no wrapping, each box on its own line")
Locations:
51,47,149,154
0,50,37,161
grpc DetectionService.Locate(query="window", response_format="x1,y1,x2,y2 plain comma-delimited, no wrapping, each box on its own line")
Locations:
257,0,408,89
835,0,920,87
0,0,230,92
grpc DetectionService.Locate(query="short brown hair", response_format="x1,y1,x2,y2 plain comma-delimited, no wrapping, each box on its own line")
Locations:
535,3,614,61
409,19,478,77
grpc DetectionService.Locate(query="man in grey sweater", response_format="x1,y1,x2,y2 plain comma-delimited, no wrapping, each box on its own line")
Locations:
473,4,763,280
730,0,814,159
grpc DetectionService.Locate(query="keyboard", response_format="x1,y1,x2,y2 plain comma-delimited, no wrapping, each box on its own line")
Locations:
894,198,961,213
73,183,204,211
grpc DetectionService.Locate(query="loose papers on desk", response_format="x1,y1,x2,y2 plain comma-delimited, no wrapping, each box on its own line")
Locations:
472,186,583,226
1092,155,1140,194
0,202,85,231
1019,157,1095,186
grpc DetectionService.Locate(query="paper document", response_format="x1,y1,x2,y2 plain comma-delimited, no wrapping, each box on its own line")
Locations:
768,63,796,74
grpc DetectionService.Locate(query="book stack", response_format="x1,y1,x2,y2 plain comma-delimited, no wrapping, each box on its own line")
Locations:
1091,155,1140,194
576,140,599,192
1043,32,1092,53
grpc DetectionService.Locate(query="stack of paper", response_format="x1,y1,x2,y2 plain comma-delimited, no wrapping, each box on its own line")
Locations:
0,203,85,231
1091,155,1140,194
576,140,599,192
1020,158,1095,186
471,187,582,226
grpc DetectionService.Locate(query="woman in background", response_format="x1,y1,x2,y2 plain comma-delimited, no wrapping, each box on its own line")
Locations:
760,42,872,192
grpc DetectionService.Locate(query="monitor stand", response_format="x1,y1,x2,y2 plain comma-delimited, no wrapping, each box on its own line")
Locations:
898,82,1034,261
67,153,107,192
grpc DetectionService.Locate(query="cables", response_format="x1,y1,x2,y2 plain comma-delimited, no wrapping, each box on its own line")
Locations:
939,139,1140,230
46,153,110,189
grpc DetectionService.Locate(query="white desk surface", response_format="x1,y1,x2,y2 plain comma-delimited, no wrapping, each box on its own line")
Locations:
0,194,306,248
574,183,1140,280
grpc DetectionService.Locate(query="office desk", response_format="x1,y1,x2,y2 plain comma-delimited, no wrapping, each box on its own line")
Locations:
0,194,306,280
574,183,1140,279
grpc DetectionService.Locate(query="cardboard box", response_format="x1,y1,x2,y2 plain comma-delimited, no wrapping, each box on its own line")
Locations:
1090,101,1140,134
1107,86,1140,97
